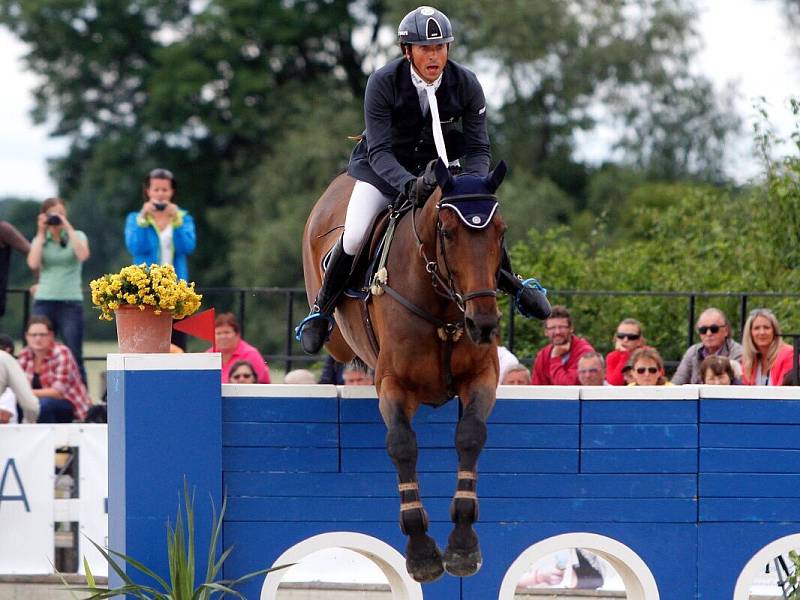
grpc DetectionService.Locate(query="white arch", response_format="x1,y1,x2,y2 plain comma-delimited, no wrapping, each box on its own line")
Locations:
733,533,800,600
260,531,423,600
498,532,660,600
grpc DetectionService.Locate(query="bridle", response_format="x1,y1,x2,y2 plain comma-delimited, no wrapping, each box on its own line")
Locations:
411,192,498,313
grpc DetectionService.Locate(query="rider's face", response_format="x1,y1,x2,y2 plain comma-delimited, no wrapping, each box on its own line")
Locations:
408,43,448,83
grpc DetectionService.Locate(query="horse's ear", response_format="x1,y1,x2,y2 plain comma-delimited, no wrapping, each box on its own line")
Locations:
487,160,508,192
434,158,452,190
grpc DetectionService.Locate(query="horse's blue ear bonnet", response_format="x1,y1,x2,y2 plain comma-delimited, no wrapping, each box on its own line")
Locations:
434,159,507,229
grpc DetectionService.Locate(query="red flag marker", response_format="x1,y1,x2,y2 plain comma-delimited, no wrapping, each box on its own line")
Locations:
173,308,216,350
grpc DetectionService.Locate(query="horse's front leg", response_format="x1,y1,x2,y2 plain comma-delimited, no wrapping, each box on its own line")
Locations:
443,385,495,577
380,392,444,583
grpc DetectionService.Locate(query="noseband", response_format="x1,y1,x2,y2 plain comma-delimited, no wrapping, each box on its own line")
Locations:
413,194,498,313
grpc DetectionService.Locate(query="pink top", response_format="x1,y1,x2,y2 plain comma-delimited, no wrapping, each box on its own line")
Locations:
742,344,793,386
207,339,271,383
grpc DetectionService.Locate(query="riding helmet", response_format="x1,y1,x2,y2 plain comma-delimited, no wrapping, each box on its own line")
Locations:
398,6,454,45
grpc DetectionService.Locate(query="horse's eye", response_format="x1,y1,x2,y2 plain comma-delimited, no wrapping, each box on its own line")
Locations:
442,229,454,240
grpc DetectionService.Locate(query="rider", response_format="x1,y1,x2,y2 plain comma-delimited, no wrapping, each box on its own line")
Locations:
298,5,551,354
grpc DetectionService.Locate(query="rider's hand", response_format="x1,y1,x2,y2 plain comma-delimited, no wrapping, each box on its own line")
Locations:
404,178,420,207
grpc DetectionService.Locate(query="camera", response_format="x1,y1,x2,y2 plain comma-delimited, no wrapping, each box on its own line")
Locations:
153,202,167,211
45,214,62,226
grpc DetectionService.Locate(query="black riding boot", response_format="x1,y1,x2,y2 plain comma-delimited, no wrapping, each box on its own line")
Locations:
297,238,354,354
497,247,552,320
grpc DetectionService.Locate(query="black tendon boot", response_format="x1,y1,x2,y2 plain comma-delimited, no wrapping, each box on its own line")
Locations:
296,238,354,354
497,247,552,320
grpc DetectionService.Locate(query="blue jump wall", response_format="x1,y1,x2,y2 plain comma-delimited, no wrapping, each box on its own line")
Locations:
108,354,800,599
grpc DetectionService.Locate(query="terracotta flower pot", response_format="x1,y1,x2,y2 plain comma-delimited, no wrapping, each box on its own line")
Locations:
115,305,173,353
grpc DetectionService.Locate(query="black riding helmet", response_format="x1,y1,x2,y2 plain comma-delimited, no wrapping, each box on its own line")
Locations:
398,6,454,46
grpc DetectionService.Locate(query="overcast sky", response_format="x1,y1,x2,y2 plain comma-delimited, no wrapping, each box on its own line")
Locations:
0,0,798,200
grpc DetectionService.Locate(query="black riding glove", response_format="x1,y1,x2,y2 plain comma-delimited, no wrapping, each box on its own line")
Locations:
403,178,420,207
404,172,438,208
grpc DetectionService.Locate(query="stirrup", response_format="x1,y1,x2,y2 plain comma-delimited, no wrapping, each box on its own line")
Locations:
514,277,548,319
294,311,335,342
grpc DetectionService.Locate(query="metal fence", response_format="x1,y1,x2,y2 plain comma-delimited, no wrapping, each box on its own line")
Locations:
9,286,800,374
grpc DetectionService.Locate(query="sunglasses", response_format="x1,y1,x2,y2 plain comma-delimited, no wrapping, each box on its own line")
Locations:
578,368,600,374
231,373,255,381
616,333,641,341
635,366,659,374
697,325,722,335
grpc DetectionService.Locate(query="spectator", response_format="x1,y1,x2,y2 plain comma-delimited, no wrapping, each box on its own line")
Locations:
284,369,318,384
18,315,91,423
741,308,793,386
27,197,90,383
208,313,271,383
628,347,671,386
0,349,39,423
498,345,520,384
0,221,32,317
700,355,737,385
782,370,799,386
125,168,197,350
0,333,18,423
577,352,608,386
342,361,374,386
605,318,646,385
228,360,258,384
318,354,345,385
672,307,743,385
500,363,531,385
532,306,595,385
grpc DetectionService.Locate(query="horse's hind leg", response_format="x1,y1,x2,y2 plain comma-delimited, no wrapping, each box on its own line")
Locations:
443,388,493,577
381,396,444,583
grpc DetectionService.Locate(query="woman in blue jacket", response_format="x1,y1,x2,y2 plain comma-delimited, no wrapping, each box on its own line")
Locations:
125,168,196,348
125,168,196,281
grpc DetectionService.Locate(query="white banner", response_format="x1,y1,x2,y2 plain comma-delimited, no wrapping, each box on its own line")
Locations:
0,426,54,573
78,425,108,577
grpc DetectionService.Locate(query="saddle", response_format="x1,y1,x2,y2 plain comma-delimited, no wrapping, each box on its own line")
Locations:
319,207,396,302
352,209,394,299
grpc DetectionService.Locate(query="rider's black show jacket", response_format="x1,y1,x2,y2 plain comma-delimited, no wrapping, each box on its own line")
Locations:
347,57,491,197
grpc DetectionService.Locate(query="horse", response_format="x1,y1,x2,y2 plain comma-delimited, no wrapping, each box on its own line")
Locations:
301,159,508,583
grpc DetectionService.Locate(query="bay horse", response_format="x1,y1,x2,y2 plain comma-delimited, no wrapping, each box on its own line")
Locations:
301,159,508,583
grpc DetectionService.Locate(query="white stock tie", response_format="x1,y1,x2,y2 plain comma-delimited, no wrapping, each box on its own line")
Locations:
410,66,449,165
425,85,450,165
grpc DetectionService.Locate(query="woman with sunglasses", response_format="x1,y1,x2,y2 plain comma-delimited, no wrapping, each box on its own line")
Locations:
672,307,743,385
228,360,258,384
741,308,793,386
605,318,646,385
628,347,671,386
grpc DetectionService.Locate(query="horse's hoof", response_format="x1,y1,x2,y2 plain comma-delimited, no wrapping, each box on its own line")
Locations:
443,545,482,578
406,539,444,583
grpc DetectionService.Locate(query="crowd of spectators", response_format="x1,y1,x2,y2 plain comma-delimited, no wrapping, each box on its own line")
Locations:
500,304,796,387
1,169,796,425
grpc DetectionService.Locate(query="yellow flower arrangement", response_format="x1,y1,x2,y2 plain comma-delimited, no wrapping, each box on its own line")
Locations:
89,264,202,321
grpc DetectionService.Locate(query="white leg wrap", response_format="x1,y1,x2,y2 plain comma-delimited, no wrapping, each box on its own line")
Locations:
342,180,394,256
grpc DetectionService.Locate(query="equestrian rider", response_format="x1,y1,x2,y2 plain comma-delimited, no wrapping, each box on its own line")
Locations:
298,5,551,354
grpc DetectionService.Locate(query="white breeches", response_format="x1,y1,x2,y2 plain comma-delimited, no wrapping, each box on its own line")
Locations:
342,180,395,256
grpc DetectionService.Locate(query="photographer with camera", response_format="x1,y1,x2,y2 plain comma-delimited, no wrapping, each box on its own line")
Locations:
27,197,90,383
125,168,196,348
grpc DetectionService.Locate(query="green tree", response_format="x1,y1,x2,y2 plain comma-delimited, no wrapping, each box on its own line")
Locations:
433,0,739,184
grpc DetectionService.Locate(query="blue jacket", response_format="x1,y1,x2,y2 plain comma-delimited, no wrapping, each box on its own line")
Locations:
124,210,196,281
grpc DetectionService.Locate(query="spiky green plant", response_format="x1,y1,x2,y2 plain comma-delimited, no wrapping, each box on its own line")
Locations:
61,482,289,599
